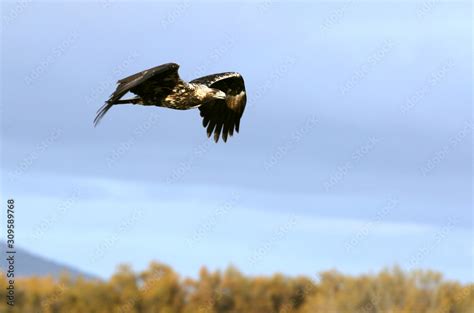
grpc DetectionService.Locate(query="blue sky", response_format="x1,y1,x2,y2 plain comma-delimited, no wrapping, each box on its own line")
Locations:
1,1,472,282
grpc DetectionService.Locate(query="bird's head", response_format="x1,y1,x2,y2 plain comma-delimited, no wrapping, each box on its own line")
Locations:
193,84,227,102
210,88,226,100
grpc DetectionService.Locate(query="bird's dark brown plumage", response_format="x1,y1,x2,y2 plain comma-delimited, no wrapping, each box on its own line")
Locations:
191,73,246,142
94,63,247,142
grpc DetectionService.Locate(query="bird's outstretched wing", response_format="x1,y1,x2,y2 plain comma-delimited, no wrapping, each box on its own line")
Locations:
94,63,180,126
191,72,246,142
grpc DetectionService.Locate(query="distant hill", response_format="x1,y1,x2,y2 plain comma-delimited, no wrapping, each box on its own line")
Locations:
0,242,97,279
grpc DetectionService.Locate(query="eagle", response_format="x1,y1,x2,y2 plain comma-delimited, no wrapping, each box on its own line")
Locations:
94,63,247,142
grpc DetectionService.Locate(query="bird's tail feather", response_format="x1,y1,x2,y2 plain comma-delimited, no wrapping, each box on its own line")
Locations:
93,101,113,126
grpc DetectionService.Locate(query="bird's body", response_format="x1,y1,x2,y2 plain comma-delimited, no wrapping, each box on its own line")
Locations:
134,81,215,110
94,63,246,142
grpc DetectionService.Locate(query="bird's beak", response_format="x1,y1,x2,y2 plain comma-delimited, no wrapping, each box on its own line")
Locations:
214,91,226,100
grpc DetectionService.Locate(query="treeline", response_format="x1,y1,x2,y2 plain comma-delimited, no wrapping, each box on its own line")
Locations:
0,263,472,313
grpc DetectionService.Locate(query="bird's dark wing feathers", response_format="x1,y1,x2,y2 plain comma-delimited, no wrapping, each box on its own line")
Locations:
94,63,180,126
110,63,180,104
191,72,246,142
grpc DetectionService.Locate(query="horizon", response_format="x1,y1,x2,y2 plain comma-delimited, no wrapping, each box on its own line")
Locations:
1,240,471,285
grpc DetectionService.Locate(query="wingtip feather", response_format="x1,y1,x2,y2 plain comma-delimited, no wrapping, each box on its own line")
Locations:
93,102,113,127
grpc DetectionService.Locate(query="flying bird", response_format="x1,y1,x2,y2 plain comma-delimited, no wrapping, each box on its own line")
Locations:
94,63,247,142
